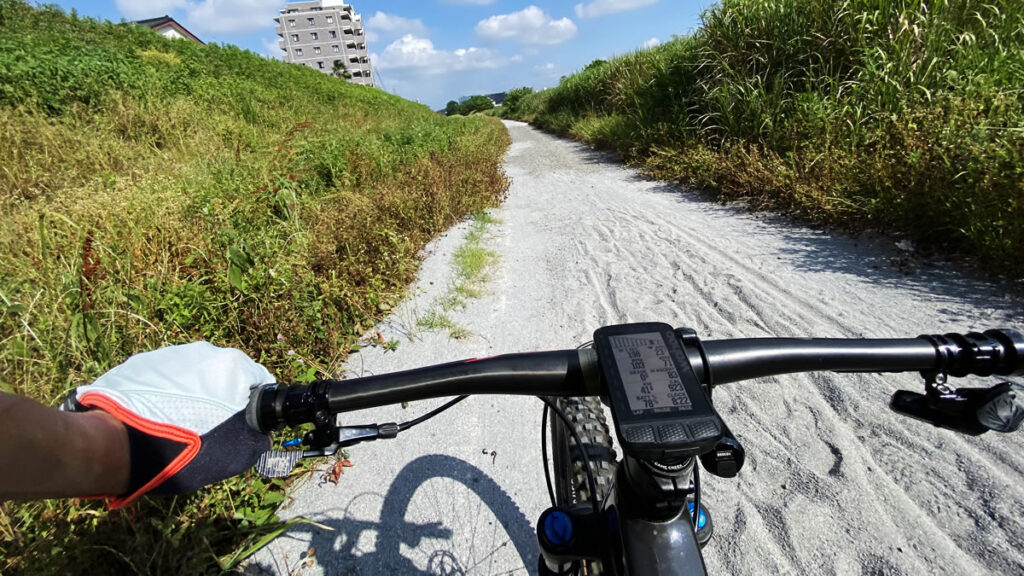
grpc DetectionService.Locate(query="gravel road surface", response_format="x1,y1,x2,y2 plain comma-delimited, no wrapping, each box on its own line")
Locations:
249,121,1024,575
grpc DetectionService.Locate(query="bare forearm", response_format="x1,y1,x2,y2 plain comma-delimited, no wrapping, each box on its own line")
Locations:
0,392,129,500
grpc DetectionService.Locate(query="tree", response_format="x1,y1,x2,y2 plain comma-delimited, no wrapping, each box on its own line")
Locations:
458,95,494,115
332,60,351,80
445,100,460,116
502,87,533,117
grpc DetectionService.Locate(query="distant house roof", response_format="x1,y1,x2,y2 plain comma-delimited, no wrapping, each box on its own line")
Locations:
133,15,204,45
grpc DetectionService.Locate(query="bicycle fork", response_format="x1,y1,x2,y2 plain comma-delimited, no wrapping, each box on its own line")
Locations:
537,455,714,576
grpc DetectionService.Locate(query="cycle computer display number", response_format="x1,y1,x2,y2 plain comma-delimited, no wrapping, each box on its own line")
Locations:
594,323,723,460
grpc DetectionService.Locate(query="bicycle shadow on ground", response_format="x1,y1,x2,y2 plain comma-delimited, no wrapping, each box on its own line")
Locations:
245,454,538,575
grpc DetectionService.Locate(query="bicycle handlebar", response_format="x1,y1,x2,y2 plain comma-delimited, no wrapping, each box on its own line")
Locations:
247,329,1024,433
700,329,1024,385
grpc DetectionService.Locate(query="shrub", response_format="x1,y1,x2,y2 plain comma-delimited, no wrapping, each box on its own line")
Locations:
0,1,510,573
506,0,1024,274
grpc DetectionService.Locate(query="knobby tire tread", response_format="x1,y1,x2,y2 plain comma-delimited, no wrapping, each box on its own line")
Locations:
550,396,617,575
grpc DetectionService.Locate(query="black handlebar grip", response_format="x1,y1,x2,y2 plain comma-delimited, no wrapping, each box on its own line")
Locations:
245,381,331,432
923,329,1024,377
984,329,1024,376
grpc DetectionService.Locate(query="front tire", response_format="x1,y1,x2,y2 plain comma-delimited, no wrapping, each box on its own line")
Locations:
549,396,617,574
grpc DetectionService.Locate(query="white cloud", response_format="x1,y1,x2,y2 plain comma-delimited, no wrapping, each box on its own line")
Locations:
574,0,659,19
115,0,188,20
262,36,283,59
117,0,282,35
533,62,560,78
475,6,577,46
642,37,661,49
366,12,426,44
374,34,506,75
184,0,282,35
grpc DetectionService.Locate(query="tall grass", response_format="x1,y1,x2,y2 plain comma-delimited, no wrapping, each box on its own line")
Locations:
0,1,509,573
508,0,1024,274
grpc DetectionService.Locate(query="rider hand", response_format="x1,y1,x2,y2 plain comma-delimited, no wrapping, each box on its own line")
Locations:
63,342,275,508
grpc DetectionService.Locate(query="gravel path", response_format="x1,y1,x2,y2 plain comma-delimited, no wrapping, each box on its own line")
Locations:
249,121,1024,575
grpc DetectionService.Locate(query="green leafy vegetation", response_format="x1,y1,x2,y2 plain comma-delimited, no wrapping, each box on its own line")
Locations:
0,1,509,573
506,0,1024,274
445,94,496,116
501,87,534,118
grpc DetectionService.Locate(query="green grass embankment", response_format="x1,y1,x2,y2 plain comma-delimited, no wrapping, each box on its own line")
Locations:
0,1,509,573
507,0,1024,274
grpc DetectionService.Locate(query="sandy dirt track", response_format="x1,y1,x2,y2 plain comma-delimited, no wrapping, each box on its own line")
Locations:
249,121,1024,575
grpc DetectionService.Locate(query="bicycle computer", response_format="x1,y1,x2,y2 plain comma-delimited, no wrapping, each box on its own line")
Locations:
594,323,723,460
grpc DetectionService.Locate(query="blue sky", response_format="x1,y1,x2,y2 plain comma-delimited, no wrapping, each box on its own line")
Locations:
51,0,711,109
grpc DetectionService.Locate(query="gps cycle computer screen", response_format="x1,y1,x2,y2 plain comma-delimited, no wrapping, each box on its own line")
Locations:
594,323,723,459
608,332,694,414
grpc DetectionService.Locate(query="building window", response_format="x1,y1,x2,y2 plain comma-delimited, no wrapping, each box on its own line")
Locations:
332,45,339,52
329,30,337,39
295,48,303,56
314,46,321,54
290,34,298,42
326,16,333,24
317,61,325,69
307,17,314,25
311,32,318,40
288,19,295,27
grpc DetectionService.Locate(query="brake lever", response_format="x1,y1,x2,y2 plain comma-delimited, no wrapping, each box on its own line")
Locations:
255,423,402,478
890,380,1023,435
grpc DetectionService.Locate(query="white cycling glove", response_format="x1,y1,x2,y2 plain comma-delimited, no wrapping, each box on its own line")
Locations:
62,342,275,508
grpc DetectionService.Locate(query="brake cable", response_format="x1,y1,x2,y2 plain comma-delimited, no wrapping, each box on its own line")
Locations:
540,403,557,507
538,396,601,516
398,395,468,431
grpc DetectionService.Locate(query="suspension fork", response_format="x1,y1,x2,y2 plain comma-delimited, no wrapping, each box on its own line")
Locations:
537,455,712,576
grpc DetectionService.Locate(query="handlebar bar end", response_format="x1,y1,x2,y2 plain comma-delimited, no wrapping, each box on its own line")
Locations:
247,383,279,433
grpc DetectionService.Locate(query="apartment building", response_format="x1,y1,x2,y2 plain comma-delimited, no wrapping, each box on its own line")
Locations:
275,1,373,86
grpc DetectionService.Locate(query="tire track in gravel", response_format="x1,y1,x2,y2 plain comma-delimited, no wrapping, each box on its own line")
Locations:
251,121,1023,575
